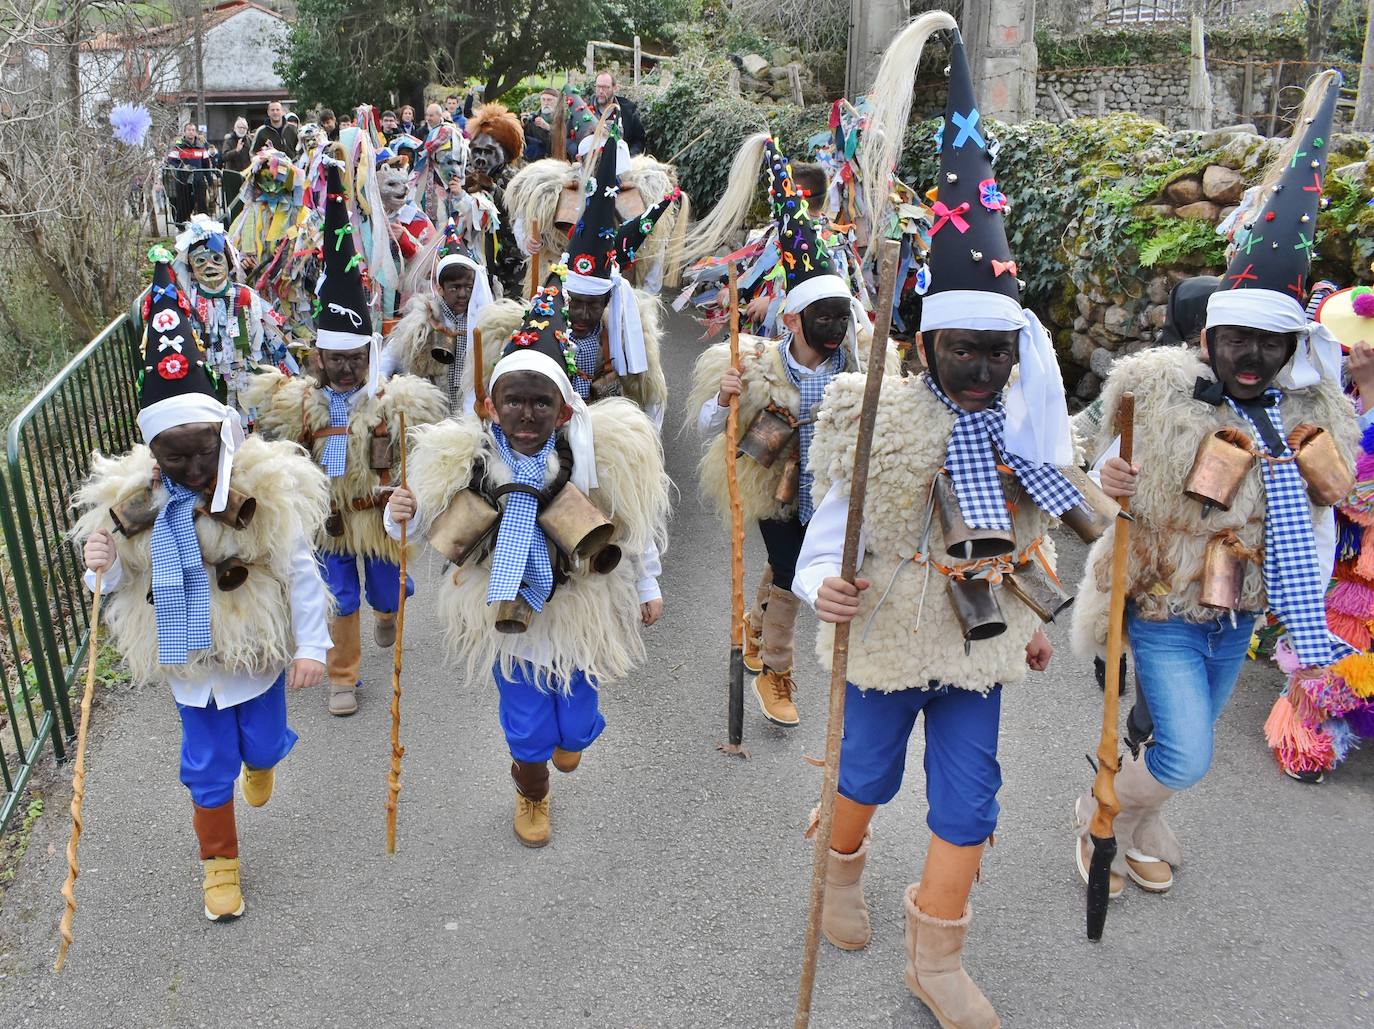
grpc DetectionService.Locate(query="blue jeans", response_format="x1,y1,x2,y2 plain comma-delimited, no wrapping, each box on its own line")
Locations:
1128,606,1258,791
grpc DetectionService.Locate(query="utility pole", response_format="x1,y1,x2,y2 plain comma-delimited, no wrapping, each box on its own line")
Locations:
190,0,207,130
1354,0,1374,131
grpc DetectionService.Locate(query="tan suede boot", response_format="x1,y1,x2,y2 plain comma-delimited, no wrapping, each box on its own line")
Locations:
743,565,773,674
904,884,999,1029
551,747,582,773
327,610,361,716
240,765,274,808
755,584,801,726
374,611,397,648
192,800,244,922
511,760,551,848
1074,750,1179,892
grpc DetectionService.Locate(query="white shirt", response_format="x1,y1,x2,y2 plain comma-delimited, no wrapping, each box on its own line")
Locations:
696,338,822,438
84,532,331,709
791,481,864,609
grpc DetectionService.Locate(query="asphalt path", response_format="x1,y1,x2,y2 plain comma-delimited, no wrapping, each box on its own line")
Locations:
1,308,1371,1027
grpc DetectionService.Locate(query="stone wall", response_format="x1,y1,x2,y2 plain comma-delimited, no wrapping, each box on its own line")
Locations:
1037,59,1282,130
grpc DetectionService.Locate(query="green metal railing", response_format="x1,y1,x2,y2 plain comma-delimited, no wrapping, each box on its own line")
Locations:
0,314,141,833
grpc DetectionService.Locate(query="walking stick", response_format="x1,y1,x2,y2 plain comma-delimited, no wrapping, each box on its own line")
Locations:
719,265,746,756
1086,392,1135,941
528,221,541,299
385,413,408,854
794,239,901,1027
55,569,102,973
472,327,487,417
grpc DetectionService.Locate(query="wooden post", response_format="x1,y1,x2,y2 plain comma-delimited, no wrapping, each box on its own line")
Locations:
633,35,642,84
1354,0,1374,131
1242,59,1255,125
1269,59,1286,133
1186,15,1213,131
585,41,595,77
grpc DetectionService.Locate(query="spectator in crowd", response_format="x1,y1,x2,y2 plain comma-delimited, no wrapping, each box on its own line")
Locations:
252,100,298,154
319,108,337,140
338,112,355,132
591,71,645,155
522,87,558,162
424,103,445,133
444,94,466,131
381,110,401,141
399,104,419,137
167,122,215,225
220,116,253,223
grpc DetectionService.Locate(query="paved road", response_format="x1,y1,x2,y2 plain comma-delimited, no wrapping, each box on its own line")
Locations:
1,310,1371,1028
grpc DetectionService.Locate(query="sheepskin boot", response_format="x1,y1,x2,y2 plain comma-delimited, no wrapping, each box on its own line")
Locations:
1075,749,1179,893
805,801,874,950
327,611,361,716
240,764,274,808
743,565,773,674
192,800,244,922
511,760,551,848
755,584,800,726
904,884,999,1029
374,610,397,648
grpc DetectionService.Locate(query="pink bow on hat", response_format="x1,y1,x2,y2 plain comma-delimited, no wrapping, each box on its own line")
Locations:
930,200,971,236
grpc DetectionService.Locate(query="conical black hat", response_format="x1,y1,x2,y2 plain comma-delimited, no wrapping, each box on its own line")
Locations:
139,252,218,409
316,163,372,348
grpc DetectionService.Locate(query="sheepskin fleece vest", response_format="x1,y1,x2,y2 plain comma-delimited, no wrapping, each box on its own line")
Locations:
70,437,330,686
808,374,1054,693
690,332,895,526
406,398,671,692
461,292,669,415
387,292,463,385
243,369,448,561
1072,346,1357,656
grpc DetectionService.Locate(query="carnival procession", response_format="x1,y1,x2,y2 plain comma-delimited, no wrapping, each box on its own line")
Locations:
0,0,1372,1025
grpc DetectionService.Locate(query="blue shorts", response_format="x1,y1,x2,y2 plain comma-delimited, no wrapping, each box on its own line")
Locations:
316,551,414,616
494,662,606,763
175,674,298,808
838,682,1003,847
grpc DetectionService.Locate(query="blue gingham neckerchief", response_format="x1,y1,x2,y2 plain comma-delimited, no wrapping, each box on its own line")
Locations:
150,476,212,665
570,330,600,401
1228,391,1354,668
924,375,1085,531
485,428,557,611
321,386,358,478
778,336,846,524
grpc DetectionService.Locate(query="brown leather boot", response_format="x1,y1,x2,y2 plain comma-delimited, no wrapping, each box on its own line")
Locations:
192,800,244,922
551,747,582,773
904,884,999,1029
754,668,800,727
511,760,551,848
240,765,274,808
374,611,397,648
755,584,800,726
327,610,361,716
743,566,773,674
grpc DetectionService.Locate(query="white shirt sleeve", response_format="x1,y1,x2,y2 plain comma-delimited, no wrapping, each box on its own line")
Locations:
1359,408,1374,434
83,556,124,594
631,541,662,604
287,534,332,663
1313,505,1338,580
792,481,865,608
1089,435,1122,485
383,494,420,541
379,338,401,381
696,394,730,438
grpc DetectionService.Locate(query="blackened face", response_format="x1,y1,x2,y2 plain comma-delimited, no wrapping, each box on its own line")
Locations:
438,266,475,311
491,371,566,455
318,345,370,391
927,328,1018,411
150,422,221,493
1206,325,1295,401
567,292,609,336
798,297,852,354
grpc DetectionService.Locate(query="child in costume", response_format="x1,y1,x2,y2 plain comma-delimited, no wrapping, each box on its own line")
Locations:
383,272,669,847
382,218,496,417
689,137,891,730
75,251,331,921
1072,71,1358,902
795,18,1097,1026
1262,282,1374,781
245,164,447,717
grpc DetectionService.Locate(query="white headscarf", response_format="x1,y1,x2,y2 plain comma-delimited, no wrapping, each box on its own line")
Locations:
137,393,244,514
1205,287,1343,390
488,349,598,492
435,253,494,326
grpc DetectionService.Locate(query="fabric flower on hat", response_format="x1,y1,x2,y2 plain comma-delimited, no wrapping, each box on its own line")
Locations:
979,179,1008,212
157,354,189,380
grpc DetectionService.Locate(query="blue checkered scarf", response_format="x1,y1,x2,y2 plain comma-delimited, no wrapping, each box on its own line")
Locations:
486,428,557,612
925,375,1084,531
570,330,600,401
321,387,357,478
779,337,846,524
1229,391,1354,668
150,476,212,665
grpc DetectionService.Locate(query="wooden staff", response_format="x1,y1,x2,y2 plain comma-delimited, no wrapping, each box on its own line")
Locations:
385,412,408,854
794,238,902,1027
472,326,487,418
1086,392,1135,941
54,569,102,973
720,264,746,754
528,221,541,299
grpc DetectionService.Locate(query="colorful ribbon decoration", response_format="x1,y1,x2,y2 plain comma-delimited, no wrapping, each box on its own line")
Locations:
930,200,971,236
991,259,1018,278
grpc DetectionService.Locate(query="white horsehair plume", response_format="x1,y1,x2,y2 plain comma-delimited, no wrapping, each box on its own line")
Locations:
679,130,771,268
858,10,959,250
